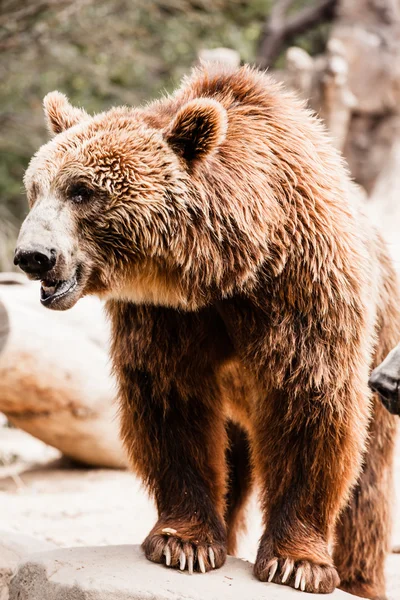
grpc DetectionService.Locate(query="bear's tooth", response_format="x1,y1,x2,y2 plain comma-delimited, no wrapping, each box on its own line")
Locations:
41,283,57,294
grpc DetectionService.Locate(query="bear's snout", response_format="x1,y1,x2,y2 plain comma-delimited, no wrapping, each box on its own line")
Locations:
14,245,57,278
14,195,85,310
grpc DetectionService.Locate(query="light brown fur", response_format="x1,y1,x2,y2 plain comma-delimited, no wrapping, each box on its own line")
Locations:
16,65,400,598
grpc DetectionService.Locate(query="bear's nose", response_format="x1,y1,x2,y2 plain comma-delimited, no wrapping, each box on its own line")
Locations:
14,246,57,277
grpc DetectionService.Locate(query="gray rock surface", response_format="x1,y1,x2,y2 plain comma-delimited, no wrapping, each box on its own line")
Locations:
1,429,399,598
386,554,400,600
0,531,55,600
9,545,357,600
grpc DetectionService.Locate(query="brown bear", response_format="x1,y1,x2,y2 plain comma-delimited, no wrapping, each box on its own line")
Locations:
14,65,400,599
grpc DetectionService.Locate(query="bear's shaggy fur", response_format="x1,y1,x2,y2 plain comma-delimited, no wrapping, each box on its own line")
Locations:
17,65,399,599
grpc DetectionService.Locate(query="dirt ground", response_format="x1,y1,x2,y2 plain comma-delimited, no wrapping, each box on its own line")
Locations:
1,426,399,598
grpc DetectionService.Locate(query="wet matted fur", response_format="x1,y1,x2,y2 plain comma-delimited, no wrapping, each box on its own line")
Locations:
17,65,400,599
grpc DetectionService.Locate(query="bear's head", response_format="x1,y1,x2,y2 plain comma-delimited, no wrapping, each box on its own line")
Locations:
14,92,228,310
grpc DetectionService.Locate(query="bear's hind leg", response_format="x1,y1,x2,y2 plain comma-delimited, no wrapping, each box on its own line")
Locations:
225,421,253,555
334,399,397,600
252,386,369,594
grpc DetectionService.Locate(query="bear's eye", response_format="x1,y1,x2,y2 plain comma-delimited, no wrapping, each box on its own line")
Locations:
69,184,93,204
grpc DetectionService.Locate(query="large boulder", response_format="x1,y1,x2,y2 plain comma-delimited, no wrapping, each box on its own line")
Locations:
0,274,127,468
367,140,400,276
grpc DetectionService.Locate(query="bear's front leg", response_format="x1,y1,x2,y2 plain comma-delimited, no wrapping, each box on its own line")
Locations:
117,369,228,574
128,371,227,573
109,303,231,574
252,386,368,594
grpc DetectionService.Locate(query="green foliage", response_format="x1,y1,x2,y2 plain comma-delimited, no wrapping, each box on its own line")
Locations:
0,0,329,270
0,2,268,232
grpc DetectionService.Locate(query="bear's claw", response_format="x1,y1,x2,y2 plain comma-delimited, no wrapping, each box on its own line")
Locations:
187,552,194,574
198,552,206,574
143,531,226,575
257,556,340,593
164,545,171,566
208,547,216,568
294,566,305,591
267,558,278,582
281,558,294,583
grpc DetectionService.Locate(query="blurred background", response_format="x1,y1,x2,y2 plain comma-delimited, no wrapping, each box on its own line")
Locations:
2,0,400,269
0,1,400,598
4,0,398,270
0,0,400,270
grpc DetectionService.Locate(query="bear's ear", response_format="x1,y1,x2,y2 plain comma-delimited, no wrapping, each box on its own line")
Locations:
43,91,89,136
164,98,227,164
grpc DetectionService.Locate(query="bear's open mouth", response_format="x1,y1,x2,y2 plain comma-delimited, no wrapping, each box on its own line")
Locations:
40,275,78,305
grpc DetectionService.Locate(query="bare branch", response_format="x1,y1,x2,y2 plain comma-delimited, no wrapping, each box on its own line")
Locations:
0,0,70,27
256,0,338,69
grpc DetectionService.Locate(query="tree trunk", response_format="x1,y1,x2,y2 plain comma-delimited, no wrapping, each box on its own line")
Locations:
273,0,400,273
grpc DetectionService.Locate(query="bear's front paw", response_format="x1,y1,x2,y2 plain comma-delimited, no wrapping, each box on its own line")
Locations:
254,556,340,594
142,521,226,574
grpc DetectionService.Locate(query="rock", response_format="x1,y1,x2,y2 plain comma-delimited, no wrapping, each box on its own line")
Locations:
0,428,59,474
0,460,157,550
392,431,400,553
387,554,400,600
0,530,55,600
367,140,400,276
0,434,398,597
0,276,127,468
9,545,356,600
198,47,240,69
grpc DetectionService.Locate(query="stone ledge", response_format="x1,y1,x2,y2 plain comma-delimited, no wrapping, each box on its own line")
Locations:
9,544,357,600
0,531,55,600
